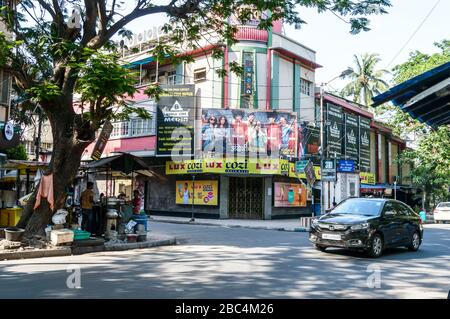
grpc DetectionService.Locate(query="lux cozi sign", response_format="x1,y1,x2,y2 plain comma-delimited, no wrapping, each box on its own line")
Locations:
166,159,290,175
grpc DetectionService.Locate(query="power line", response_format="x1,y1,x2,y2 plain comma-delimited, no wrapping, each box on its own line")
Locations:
385,0,441,69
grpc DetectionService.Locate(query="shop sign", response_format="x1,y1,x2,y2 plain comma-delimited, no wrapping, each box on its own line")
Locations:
360,172,376,185
166,159,203,174
321,159,336,182
279,159,290,176
289,163,321,180
304,161,316,185
242,52,254,95
337,159,356,173
345,113,359,162
274,182,307,207
176,180,218,206
326,103,343,157
3,121,14,141
359,116,371,171
156,85,195,156
295,160,309,173
91,120,113,160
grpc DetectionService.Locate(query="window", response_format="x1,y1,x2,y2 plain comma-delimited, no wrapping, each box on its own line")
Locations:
395,202,415,216
166,70,177,85
300,79,312,96
131,118,155,136
110,116,156,139
382,202,398,217
111,121,130,138
0,71,11,105
194,68,207,82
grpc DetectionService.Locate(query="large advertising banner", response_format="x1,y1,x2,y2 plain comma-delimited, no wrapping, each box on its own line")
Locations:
156,85,195,156
176,180,219,206
326,103,343,158
201,109,298,158
298,122,320,163
345,113,359,162
359,116,371,171
274,182,307,207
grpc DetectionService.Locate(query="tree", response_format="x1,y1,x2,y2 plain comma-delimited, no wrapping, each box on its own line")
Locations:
0,0,393,237
377,40,450,210
6,144,28,160
341,53,390,106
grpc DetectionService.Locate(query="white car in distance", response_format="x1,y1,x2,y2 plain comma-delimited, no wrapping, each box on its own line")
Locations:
434,202,450,223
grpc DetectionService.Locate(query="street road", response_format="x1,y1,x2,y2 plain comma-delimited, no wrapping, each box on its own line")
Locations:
0,222,449,298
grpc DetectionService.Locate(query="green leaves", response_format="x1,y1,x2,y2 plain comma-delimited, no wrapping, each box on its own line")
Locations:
27,81,61,102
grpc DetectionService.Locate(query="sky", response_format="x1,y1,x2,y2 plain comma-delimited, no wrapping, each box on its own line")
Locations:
125,0,450,91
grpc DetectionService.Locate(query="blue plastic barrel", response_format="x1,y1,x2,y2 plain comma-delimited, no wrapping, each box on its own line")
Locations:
132,214,148,231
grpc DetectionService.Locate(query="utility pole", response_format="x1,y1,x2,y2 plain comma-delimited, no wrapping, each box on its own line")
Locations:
34,111,42,162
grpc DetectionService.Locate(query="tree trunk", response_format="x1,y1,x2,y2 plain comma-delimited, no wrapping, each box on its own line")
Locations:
17,101,91,238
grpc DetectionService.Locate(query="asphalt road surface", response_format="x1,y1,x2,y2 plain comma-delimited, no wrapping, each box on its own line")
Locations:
1,222,449,298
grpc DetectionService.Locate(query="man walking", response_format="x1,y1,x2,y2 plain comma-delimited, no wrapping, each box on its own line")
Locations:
80,182,94,233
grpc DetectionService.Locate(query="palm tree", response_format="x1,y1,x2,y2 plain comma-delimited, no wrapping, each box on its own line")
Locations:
341,53,390,106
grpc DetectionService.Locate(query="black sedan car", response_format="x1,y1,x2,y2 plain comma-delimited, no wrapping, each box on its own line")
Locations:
309,198,423,258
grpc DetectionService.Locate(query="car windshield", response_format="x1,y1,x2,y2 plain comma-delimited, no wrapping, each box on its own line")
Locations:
330,199,383,216
437,203,450,208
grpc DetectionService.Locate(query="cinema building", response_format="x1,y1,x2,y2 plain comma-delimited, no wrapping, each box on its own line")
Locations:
81,15,327,219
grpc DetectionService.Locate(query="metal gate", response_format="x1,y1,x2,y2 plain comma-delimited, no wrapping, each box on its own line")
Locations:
228,177,263,219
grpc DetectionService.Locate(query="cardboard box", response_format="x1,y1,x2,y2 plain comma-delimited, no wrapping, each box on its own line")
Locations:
50,229,74,246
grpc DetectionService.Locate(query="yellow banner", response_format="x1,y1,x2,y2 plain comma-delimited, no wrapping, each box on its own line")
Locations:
288,163,321,180
167,159,309,177
360,172,376,185
166,159,203,175
176,180,219,205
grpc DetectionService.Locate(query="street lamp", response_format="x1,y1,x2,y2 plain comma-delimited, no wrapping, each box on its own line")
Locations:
319,68,353,214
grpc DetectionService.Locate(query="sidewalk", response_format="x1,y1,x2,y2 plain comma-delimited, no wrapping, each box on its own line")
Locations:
150,215,309,232
150,214,435,231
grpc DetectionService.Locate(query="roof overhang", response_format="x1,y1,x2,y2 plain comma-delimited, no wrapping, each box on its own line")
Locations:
372,62,450,128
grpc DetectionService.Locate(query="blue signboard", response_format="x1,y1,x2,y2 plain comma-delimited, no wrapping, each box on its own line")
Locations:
337,160,355,173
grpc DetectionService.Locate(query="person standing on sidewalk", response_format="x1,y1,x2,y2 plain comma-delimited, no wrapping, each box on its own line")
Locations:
80,182,95,232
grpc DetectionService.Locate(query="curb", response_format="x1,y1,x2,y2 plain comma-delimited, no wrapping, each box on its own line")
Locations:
0,247,72,261
152,219,309,233
0,237,177,260
105,238,177,251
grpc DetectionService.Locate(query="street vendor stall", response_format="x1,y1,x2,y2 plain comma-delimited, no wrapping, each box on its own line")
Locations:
79,152,163,242
0,160,48,227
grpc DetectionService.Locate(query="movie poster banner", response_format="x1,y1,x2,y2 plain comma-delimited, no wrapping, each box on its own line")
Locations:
359,116,371,170
298,122,320,159
156,85,195,156
345,113,359,162
326,103,343,157
274,182,307,207
176,180,219,206
201,109,298,159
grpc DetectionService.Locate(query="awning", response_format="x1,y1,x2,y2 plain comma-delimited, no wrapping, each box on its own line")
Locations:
372,62,450,128
83,153,150,174
0,160,48,173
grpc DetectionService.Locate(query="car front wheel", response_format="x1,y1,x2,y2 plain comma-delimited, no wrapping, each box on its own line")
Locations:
407,231,421,251
368,234,383,258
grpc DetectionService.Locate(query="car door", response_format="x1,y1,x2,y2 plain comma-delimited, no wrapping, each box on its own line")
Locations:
392,202,410,244
396,202,419,244
379,201,401,247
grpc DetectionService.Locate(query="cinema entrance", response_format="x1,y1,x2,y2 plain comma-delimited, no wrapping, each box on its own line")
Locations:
228,177,264,219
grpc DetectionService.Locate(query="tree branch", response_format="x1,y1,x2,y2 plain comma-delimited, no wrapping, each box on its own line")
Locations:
36,0,56,20
81,0,98,45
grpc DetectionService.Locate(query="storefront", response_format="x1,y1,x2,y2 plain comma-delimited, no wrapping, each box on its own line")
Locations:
146,157,320,220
